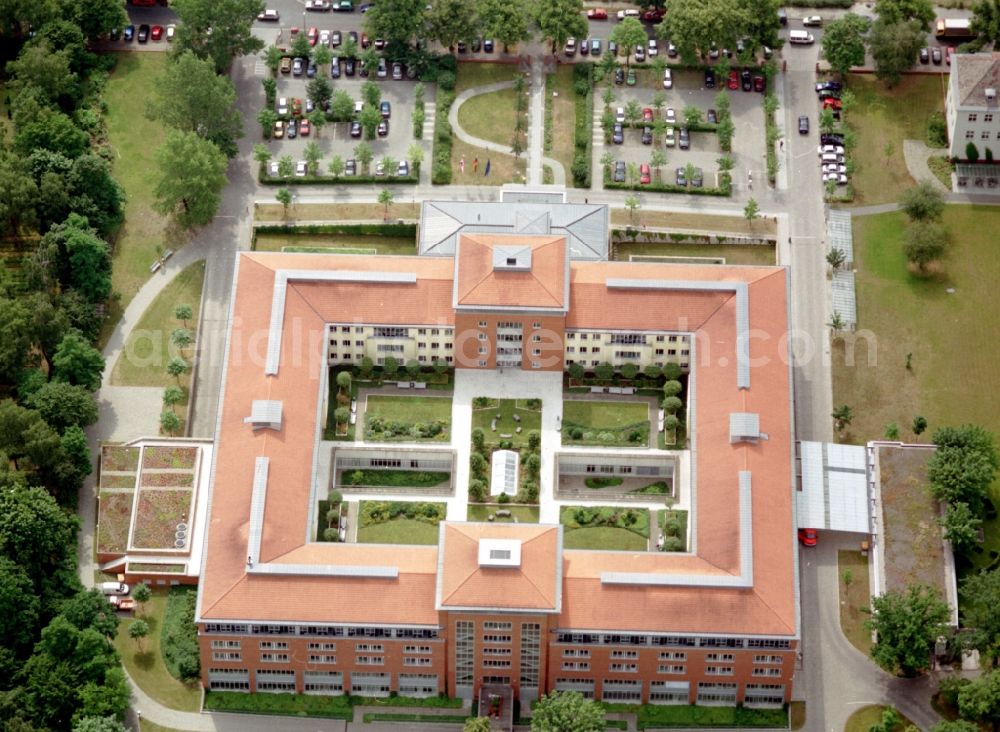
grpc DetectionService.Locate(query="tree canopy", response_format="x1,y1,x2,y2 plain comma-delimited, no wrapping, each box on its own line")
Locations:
656,0,754,63
536,0,587,53
172,0,266,73
531,691,606,731
427,0,478,50
971,0,1000,46
868,19,925,87
928,425,999,515
865,584,951,676
154,130,230,227
365,0,427,46
478,0,533,51
901,180,946,221
821,13,870,77
960,569,1000,667
876,0,936,30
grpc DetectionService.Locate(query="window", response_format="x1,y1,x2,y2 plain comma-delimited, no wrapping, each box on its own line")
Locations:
478,333,487,341
966,130,976,139
350,672,391,697
260,641,288,650
705,653,734,662
417,342,426,349
602,680,642,702
482,659,511,668
533,322,541,328
304,671,344,694
611,650,639,659
696,682,737,704
373,327,407,338
753,655,783,664
212,640,242,649
356,656,384,665
213,651,242,661
431,342,439,349
747,639,792,650
342,339,350,346
969,113,978,122
433,329,442,335
705,666,734,676
655,349,664,355
579,333,588,340
355,340,364,347
355,644,384,652
521,623,541,688
983,131,992,139
566,347,575,353
567,332,576,339
563,649,591,658
478,347,487,355
482,675,511,685
657,664,685,674
478,360,487,367
208,668,250,691
610,663,638,673
341,326,350,333
455,621,475,686
556,678,595,698
309,642,337,651
483,635,511,644
479,321,487,328
562,661,591,671
256,669,295,692
483,622,513,631
531,334,540,342
986,114,995,122
260,653,289,663
399,673,439,698
404,657,433,666
700,637,744,649
753,668,783,677
309,655,337,664
405,645,432,654
579,347,587,353
649,680,690,705
610,333,646,344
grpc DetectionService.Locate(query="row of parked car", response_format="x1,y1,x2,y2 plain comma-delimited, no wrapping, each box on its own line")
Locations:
110,23,174,43
273,98,392,139
267,158,409,177
812,81,849,186
611,160,705,187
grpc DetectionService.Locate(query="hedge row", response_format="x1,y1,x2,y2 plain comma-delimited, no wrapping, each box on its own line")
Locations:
431,90,455,184
784,0,852,6
605,176,732,197
255,223,417,236
259,173,418,186
161,588,200,681
572,63,594,188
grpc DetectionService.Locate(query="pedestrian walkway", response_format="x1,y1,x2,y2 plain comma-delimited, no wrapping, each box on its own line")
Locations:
902,138,950,192
447,79,517,156
526,56,546,185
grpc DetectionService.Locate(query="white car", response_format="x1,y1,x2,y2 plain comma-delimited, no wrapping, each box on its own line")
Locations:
820,153,844,164
166,24,175,41
267,161,280,177
375,160,385,176
648,39,658,56
305,0,331,9
818,144,845,156
664,126,676,147
295,161,308,177
823,172,848,185
276,96,288,115
615,106,625,123
257,8,280,20
616,8,640,19
803,15,823,26
665,107,676,124
319,29,330,46
662,68,672,89
822,163,846,174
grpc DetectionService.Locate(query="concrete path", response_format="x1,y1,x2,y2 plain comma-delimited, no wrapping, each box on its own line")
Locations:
448,79,518,156
526,57,545,185
902,139,950,192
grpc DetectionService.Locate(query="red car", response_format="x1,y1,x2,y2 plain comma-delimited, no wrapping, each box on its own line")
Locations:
299,119,311,136
798,528,818,547
822,98,842,110
150,24,163,41
586,7,607,19
753,75,765,93
639,163,651,184
946,46,955,65
642,8,665,22
642,107,653,122
307,27,318,45
361,32,371,48
727,70,739,90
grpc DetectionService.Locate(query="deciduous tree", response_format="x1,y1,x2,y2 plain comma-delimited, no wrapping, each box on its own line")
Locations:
73,0,129,41
531,691,605,732
364,0,426,46
972,0,1000,46
153,131,228,228
535,0,587,53
610,18,647,67
903,222,948,273
865,584,950,676
171,0,266,74
868,19,924,87
656,0,753,63
427,0,478,51
52,332,104,392
477,0,532,52
958,669,1000,726
939,502,982,554
876,0,935,30
822,13,870,77
901,180,945,221
27,382,98,432
960,569,1000,667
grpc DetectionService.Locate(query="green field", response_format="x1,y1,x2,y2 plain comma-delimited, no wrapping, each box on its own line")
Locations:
561,506,650,551
838,550,872,656
357,518,441,545
614,241,776,266
833,207,1000,569
365,395,452,424
253,233,416,255
111,260,205,392
546,65,577,179
102,53,178,341
844,705,914,732
562,400,650,447
467,504,540,523
471,398,542,446
458,87,520,148
843,73,947,206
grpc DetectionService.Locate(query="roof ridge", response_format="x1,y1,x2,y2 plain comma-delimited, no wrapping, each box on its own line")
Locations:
200,574,249,620
530,238,567,307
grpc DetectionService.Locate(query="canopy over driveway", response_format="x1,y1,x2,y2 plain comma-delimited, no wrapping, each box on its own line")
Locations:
795,441,871,533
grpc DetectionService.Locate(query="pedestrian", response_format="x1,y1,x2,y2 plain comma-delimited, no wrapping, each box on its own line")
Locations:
779,139,784,151
459,155,465,174
473,157,479,172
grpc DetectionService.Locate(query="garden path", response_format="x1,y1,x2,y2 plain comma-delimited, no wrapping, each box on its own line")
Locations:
902,139,949,192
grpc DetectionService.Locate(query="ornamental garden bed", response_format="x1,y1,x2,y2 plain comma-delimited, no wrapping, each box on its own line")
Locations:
102,445,140,472
470,398,542,448
467,504,541,523
363,395,453,443
341,469,450,489
656,509,689,552
101,474,137,490
132,490,194,549
356,501,446,545
140,471,195,488
142,446,198,470
98,492,135,555
561,400,651,447
561,505,650,551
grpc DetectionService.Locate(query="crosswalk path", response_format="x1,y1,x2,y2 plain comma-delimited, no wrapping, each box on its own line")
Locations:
422,102,435,140
253,58,267,77
592,105,605,147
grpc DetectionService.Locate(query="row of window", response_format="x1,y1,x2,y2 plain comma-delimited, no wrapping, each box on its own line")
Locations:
552,679,786,706
204,624,440,639
555,634,793,650
334,326,453,336
567,332,684,343
964,129,1000,140
207,669,438,697
966,113,995,123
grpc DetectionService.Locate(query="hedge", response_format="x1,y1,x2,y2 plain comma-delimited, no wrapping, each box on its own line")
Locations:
572,63,594,188
604,177,732,197
785,0,851,5
255,222,417,237
161,588,200,681
259,172,418,186
432,89,456,184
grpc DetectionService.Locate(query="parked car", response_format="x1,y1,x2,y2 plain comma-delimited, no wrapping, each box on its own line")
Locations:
257,8,280,21
641,126,652,144
361,32,370,48
614,67,624,85
100,581,130,596
741,68,752,91
798,115,809,134
634,44,645,62
305,98,314,113
919,47,930,64
678,128,690,149
330,58,341,78
691,168,704,187
272,119,285,138
144,24,159,41
615,107,626,123
616,8,640,19
822,163,847,174
591,38,602,55
348,30,358,44
818,90,840,101
296,160,308,177
307,26,318,45
276,96,288,115
286,119,297,138
345,58,355,75
946,46,955,65
110,27,120,40
292,57,304,75
815,81,843,93
802,15,823,26
375,160,385,176
612,124,624,144
331,30,341,46
823,172,849,185
579,37,589,56
587,7,608,19
675,167,687,186
665,107,676,125
642,7,665,22
299,118,311,136
818,144,845,155
753,75,765,93
137,24,150,42
613,160,626,182
377,119,389,136
398,160,409,176
291,98,303,117
727,70,739,90
124,25,135,41
704,69,715,88
639,163,651,184
307,59,317,77
166,24,175,41
345,159,357,175
707,109,718,124
565,37,577,56
380,101,391,118
821,133,845,145
667,42,677,57
319,29,330,46
280,56,292,74
350,121,362,137
626,68,637,86
822,98,843,110
392,62,403,80
306,0,332,9
374,37,385,50
608,40,618,55
664,126,676,147
648,39,658,56
932,46,943,64
376,58,387,78
662,68,672,89
642,107,654,123
798,528,818,546
457,40,467,53
268,161,280,177
484,39,494,53
471,37,481,52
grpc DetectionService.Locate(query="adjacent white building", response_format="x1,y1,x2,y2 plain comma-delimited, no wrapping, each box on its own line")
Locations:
946,52,1000,160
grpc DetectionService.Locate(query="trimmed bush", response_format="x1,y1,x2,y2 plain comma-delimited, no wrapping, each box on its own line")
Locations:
255,222,416,237
162,588,200,680
260,173,418,186
572,63,594,188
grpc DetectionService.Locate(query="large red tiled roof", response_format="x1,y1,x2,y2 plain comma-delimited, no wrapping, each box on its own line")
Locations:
454,234,566,310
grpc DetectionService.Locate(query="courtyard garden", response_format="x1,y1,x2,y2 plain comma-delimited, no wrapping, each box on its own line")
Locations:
657,509,689,552
467,505,540,523
471,398,541,447
469,422,542,505
356,501,446,545
316,491,345,543
560,506,650,551
362,394,453,442
562,400,650,447
341,470,450,489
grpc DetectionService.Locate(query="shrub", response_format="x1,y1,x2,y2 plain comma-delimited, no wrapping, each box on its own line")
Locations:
497,493,510,504
334,407,350,425
568,362,585,380
570,427,584,439
662,396,683,413
323,527,339,542
437,70,456,91
643,364,662,379
472,428,485,448
662,536,685,552
620,363,639,379
663,363,682,380
927,112,947,148
595,362,614,380
527,431,541,450
162,589,200,680
663,380,682,397
663,518,682,537
469,478,487,502
328,490,343,505
326,508,340,525
663,414,680,432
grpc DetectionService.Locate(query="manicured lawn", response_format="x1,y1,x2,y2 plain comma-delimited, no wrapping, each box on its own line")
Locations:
562,400,650,447
603,702,788,729
563,526,648,550
205,691,353,719
838,550,872,656
842,73,947,206
110,260,205,391
610,208,777,236
546,65,577,178
450,137,527,186
471,398,541,446
833,207,1000,569
458,86,521,147
357,518,441,545
614,240,776,266
113,590,201,712
254,201,420,223
103,53,178,342
366,395,452,422
467,504,541,523
254,233,416,255
561,506,650,551
455,63,520,92
844,705,914,732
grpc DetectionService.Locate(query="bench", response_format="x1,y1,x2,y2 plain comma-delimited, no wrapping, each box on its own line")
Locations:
590,386,604,393
161,249,175,262
149,261,162,273
496,510,512,518
397,381,410,389
413,382,427,389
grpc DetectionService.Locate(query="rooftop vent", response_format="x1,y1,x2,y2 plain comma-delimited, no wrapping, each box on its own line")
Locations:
729,412,761,444
492,245,532,272
244,400,283,431
478,538,522,568
986,88,997,104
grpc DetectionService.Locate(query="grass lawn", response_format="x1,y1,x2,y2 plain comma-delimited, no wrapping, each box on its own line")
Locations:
603,702,788,729
205,691,353,719
364,394,452,439
254,233,416,255
562,399,650,447
832,207,1000,569
467,504,540,523
547,65,577,178
611,208,777,236
111,260,205,390
357,518,441,545
458,87,521,147
450,137,527,186
844,705,914,732
838,550,872,656
254,201,420,223
113,590,201,712
843,73,947,206
455,63,521,92
471,398,541,447
141,722,186,732
103,53,181,343
614,240,776,266
561,506,650,551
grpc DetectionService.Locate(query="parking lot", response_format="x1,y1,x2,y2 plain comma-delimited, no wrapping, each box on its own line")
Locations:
604,67,766,188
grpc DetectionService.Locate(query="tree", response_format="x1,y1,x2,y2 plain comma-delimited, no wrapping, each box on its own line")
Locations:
683,104,703,127
928,425,999,515
0,556,40,652
264,45,283,74
307,77,333,109
535,0,587,53
826,248,846,270
275,188,293,217
331,90,355,121
378,188,394,220
650,149,667,180
73,0,129,41
365,0,427,46
868,19,925,88
624,195,640,222
407,144,424,170
610,18,648,67
27,382,98,432
822,13,871,76
405,359,421,377
885,422,900,440
74,717,129,732
939,502,982,554
901,180,945,221
167,357,189,383
531,691,605,732
163,385,185,413
129,619,150,650
160,410,182,435
0,153,40,235
53,332,104,392
663,380,682,397
0,485,79,590
595,362,615,380
6,42,78,106
154,131,229,228
381,157,398,179
354,142,374,173
278,155,294,178
958,669,1000,725
314,44,332,67
464,718,491,732
145,50,243,158
131,583,151,616
360,104,381,140
744,198,760,228
40,213,112,303
257,108,277,139
904,222,948,273
913,416,928,435
876,0,935,30
842,568,854,593
656,0,753,63
427,0,478,51
967,141,981,163
171,327,194,351
15,109,90,163
478,0,533,52
930,722,980,732
292,32,313,60
328,155,346,178
307,108,326,138
832,404,853,432
175,304,193,328
336,370,352,391
662,396,683,413
171,0,266,74
303,142,322,175
972,0,1000,46
865,584,950,676
961,569,1000,667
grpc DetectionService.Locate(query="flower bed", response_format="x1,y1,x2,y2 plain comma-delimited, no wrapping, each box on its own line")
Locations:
98,492,135,554
132,490,194,549
142,446,198,470
561,505,650,537
102,445,140,472
140,471,195,488
101,473,138,490
359,501,446,527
